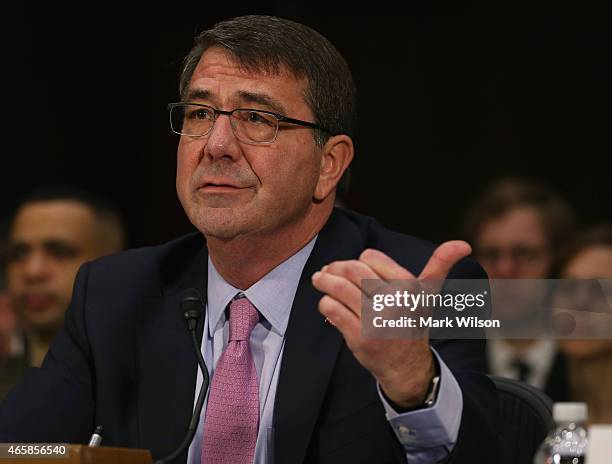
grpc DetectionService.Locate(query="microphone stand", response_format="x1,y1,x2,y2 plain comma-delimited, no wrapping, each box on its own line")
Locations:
155,289,209,464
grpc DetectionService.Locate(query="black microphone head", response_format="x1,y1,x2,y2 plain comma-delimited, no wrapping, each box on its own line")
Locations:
180,288,202,330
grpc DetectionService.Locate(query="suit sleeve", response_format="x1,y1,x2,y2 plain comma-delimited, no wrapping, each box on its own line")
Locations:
378,349,462,463
0,263,95,443
434,258,505,464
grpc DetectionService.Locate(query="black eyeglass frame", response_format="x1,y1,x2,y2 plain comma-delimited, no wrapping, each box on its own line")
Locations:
167,102,333,143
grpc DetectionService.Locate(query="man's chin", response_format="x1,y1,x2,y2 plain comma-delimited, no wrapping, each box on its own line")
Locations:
201,228,243,241
189,209,247,240
24,310,65,336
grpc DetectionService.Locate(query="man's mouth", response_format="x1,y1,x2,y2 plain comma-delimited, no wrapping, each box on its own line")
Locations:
200,181,250,192
201,184,240,191
24,294,55,312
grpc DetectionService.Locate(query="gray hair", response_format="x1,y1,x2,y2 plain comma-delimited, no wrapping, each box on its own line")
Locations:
179,15,357,147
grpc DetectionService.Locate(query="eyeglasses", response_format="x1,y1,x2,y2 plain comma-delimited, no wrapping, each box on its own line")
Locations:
476,246,548,267
168,102,331,145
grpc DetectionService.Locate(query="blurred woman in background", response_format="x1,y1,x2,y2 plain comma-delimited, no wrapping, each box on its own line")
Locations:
555,225,612,424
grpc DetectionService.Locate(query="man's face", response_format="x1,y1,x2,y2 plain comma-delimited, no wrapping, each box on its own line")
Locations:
475,206,551,279
176,47,323,241
7,201,101,335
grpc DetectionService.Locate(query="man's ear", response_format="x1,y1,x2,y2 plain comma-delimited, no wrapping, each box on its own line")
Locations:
314,134,354,201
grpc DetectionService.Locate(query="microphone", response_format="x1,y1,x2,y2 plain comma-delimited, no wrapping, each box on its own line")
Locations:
182,288,203,332
155,288,209,464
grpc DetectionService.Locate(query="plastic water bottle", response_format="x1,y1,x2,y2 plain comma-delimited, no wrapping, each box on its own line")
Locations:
534,402,588,464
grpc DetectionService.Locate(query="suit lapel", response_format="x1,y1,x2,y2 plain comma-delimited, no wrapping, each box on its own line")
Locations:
137,235,207,461
135,210,366,462
274,209,366,464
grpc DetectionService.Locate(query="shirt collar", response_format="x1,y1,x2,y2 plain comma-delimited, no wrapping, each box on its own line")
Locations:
206,235,318,338
488,339,556,372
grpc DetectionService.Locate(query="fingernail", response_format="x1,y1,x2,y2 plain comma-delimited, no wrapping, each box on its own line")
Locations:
312,271,321,281
321,265,329,272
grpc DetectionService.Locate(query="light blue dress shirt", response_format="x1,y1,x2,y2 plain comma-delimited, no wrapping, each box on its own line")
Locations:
187,236,463,464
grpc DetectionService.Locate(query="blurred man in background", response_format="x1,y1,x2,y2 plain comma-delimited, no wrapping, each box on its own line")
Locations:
1,185,125,400
463,178,575,401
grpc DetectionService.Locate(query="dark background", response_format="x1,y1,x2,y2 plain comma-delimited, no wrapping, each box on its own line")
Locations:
3,6,611,247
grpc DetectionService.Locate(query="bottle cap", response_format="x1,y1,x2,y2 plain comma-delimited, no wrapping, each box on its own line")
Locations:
553,402,587,423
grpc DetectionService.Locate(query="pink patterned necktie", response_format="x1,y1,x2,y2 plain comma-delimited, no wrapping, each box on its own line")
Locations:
201,295,260,464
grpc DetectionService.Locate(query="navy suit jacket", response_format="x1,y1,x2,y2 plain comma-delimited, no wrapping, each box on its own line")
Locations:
0,208,503,463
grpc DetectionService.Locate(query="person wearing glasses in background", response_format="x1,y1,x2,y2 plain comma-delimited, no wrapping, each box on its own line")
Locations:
1,16,502,464
463,178,576,401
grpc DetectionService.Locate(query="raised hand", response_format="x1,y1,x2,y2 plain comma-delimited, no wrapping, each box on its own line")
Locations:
311,241,471,408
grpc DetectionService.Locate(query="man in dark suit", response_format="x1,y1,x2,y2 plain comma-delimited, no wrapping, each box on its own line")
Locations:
0,16,502,463
463,178,575,402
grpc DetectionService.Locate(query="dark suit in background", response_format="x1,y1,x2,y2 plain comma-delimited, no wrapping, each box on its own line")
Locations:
0,350,28,402
486,343,571,403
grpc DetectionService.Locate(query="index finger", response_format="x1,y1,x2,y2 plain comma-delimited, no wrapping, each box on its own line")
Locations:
358,249,416,281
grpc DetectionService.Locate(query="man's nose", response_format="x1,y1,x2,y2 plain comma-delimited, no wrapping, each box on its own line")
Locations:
203,114,242,161
22,252,52,282
493,255,519,278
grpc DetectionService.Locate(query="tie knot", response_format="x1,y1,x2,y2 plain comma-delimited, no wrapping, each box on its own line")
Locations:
511,358,531,382
229,296,259,341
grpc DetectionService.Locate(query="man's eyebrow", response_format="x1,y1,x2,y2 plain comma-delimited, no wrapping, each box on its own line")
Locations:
184,89,288,115
43,240,78,255
237,91,287,115
7,240,28,251
185,89,213,102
